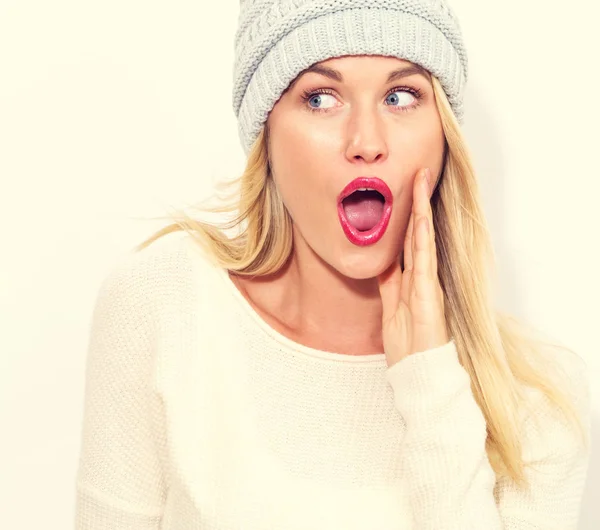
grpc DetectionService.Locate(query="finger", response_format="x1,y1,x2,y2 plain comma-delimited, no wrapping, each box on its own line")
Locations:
426,174,438,278
419,168,437,280
413,215,436,303
410,169,427,291
400,212,414,304
403,211,414,272
377,259,402,323
413,168,430,222
430,215,438,281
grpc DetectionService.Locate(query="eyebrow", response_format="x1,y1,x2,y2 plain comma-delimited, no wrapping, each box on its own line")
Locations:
299,63,431,84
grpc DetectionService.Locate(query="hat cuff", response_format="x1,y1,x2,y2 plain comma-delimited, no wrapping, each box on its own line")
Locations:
236,7,467,155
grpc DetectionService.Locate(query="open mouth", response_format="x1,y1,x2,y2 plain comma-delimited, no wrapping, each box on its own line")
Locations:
337,177,394,246
341,189,386,232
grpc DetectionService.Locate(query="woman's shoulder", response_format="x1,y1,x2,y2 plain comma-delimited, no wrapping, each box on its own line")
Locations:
529,338,589,406
519,337,591,448
512,319,589,403
95,230,221,311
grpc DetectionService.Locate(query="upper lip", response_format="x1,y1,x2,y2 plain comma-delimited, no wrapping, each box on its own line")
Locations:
338,177,393,204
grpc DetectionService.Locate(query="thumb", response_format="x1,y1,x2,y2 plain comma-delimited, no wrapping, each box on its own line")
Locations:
377,259,402,323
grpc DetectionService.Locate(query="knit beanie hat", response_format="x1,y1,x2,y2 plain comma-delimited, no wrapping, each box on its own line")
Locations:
232,0,468,156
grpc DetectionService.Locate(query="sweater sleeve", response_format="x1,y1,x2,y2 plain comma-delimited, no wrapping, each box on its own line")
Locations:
385,340,591,530
75,262,168,529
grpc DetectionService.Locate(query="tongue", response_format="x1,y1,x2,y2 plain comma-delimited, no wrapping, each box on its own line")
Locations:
342,192,384,231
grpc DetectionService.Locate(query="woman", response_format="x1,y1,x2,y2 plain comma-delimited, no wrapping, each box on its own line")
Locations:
75,0,591,528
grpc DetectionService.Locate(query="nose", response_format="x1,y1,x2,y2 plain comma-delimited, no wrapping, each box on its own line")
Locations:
344,107,389,165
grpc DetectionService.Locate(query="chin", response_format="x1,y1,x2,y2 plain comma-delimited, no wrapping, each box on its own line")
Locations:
334,249,395,280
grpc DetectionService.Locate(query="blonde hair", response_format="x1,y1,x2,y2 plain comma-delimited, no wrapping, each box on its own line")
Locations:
134,75,588,487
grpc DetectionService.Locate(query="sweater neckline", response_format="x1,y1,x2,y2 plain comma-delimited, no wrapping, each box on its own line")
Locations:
213,263,387,365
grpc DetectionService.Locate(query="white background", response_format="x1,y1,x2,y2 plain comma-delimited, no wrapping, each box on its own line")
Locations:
1,0,598,527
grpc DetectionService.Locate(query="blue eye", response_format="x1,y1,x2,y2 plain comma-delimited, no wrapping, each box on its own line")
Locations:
300,86,424,114
307,92,337,110
386,91,411,106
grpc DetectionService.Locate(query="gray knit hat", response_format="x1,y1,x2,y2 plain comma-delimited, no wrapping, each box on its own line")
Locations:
232,0,468,155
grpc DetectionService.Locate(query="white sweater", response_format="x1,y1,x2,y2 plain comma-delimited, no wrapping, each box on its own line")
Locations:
75,231,591,529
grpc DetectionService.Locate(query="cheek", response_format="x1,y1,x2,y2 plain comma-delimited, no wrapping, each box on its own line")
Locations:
390,120,444,159
269,119,338,209
272,116,338,167
388,129,446,193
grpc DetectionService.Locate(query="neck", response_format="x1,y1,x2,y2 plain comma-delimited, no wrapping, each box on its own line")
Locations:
266,232,386,355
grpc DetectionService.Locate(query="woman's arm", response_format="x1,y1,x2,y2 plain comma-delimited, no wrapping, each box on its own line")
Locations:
75,263,168,529
385,340,591,530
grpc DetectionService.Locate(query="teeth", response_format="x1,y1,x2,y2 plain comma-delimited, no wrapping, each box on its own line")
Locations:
357,187,375,191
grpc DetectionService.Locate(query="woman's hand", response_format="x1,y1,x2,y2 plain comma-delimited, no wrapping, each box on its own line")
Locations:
377,168,450,368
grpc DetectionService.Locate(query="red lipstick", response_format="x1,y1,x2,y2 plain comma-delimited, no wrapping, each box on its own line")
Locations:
337,177,393,246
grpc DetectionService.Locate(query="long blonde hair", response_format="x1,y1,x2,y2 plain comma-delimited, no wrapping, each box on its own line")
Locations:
134,75,588,487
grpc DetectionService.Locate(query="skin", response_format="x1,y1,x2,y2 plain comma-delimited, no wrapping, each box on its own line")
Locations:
231,54,448,361
377,166,450,367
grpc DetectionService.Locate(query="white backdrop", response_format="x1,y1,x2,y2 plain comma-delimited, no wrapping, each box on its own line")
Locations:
1,0,598,527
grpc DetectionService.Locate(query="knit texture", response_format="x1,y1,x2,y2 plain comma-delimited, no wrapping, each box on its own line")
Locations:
75,232,591,529
233,0,469,154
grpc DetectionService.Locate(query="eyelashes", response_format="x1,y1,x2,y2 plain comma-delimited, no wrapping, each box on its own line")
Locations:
299,86,425,114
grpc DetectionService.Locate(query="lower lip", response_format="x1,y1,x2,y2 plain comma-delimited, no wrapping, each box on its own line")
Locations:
337,201,393,246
